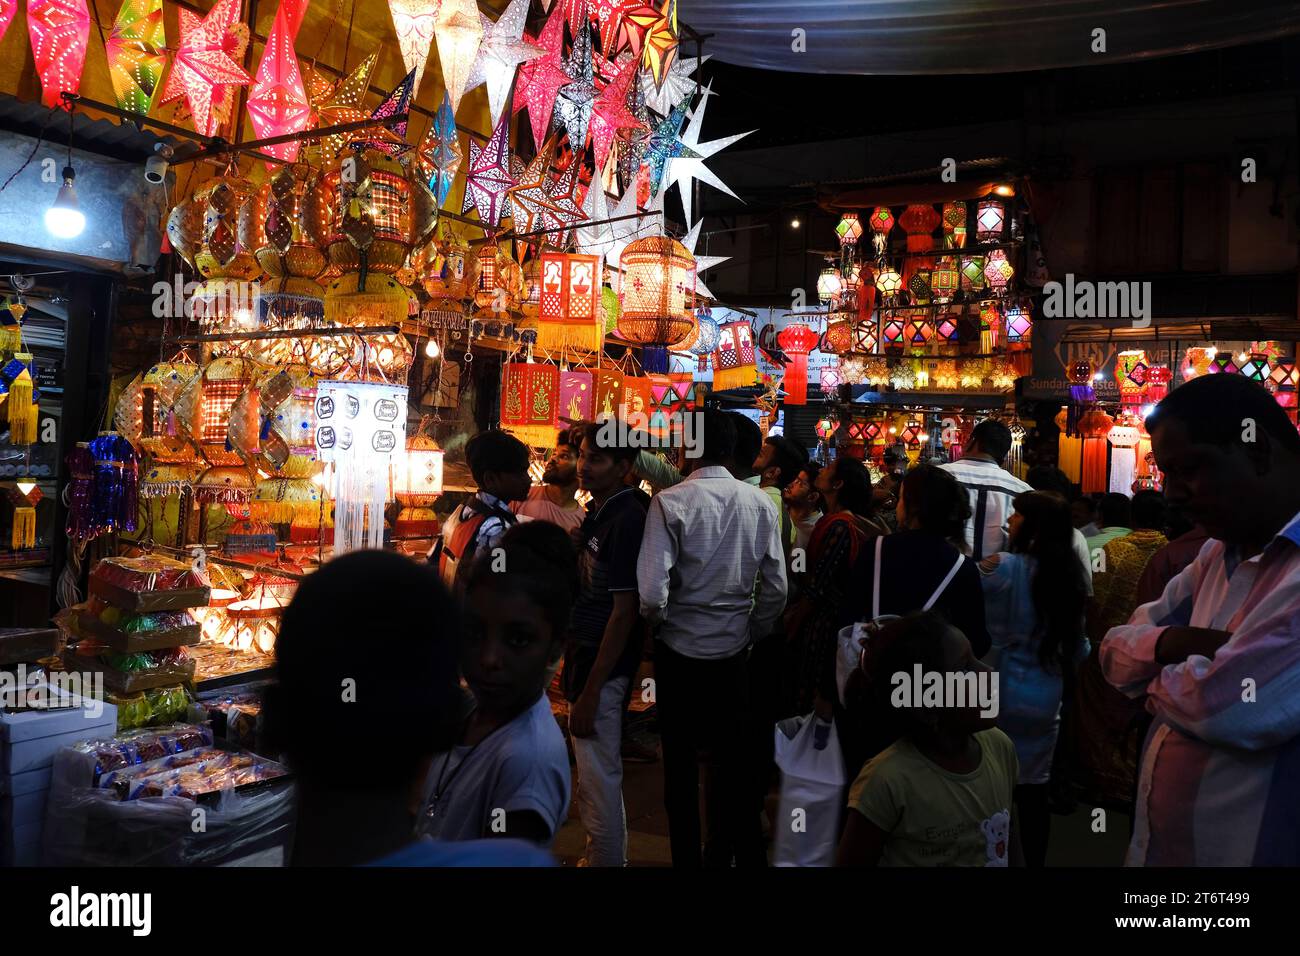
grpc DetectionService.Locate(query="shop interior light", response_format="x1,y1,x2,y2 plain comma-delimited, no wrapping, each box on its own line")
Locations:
425,339,440,358
1093,372,1104,381
790,217,801,229
46,166,85,238
994,183,1016,196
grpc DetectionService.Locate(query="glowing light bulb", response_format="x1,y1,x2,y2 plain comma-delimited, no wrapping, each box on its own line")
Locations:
425,339,440,358
790,218,801,229
46,167,85,239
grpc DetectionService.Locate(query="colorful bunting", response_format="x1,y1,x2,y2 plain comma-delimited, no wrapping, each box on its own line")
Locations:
105,0,166,116
434,0,484,114
27,0,91,108
386,0,439,98
464,0,542,128
157,0,250,137
245,1,310,163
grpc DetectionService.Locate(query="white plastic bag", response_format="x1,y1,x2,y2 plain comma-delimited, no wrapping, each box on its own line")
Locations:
772,714,846,867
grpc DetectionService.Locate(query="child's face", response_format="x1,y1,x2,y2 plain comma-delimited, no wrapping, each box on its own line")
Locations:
461,585,559,716
936,625,997,735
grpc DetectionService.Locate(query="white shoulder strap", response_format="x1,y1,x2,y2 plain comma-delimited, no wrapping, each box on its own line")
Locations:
871,535,884,619
923,553,966,610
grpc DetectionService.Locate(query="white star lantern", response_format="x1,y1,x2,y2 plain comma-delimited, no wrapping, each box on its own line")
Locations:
640,53,709,117
464,0,542,128
657,81,754,226
681,218,730,301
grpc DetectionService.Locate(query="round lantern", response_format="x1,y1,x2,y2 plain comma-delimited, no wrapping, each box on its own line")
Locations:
816,264,843,305
976,199,1005,242
689,308,720,357
249,165,329,331
868,206,895,255
875,264,903,298
824,315,854,354
321,148,416,277
392,434,445,537
618,236,697,373
836,212,863,248
983,248,1014,293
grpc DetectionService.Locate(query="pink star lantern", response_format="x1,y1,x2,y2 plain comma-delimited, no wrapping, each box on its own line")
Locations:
589,48,644,170
245,2,311,163
27,0,91,108
461,102,516,229
0,1,16,44
158,0,251,137
513,5,571,151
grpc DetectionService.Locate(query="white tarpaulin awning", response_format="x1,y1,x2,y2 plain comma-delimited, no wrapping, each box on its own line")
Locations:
681,0,1300,74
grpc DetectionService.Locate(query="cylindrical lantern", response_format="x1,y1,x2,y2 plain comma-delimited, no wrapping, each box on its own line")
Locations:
777,323,818,405
976,199,1005,242
712,320,757,391
392,434,444,536
250,166,329,349
618,236,697,373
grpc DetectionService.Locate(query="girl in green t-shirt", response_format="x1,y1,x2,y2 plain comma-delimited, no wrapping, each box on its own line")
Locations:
837,611,1023,867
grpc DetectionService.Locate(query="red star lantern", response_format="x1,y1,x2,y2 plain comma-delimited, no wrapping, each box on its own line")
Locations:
158,0,251,137
777,322,818,405
590,50,644,169
0,1,16,44
246,3,311,164
27,0,91,108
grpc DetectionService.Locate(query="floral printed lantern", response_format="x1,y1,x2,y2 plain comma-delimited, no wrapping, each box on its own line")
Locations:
777,323,819,405
618,236,697,374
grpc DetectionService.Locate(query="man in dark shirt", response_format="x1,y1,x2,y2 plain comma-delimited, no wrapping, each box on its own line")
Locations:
565,421,647,866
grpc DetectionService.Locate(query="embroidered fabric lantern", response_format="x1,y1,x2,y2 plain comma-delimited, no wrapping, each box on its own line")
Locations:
976,199,1005,242
1146,365,1172,404
836,212,862,248
618,236,696,373
712,320,757,391
194,464,256,506
942,202,967,248
983,249,1014,294
537,251,602,350
777,323,818,405
1,352,39,445
868,206,894,256
960,255,986,292
391,434,444,536
139,461,203,500
931,257,959,303
501,361,560,447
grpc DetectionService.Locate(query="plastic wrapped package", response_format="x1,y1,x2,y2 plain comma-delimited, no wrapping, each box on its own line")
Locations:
194,685,268,752
65,642,197,695
88,556,211,613
45,729,295,866
76,606,201,653
109,685,194,731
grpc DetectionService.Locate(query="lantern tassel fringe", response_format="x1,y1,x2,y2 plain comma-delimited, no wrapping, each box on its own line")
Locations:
712,365,758,391
534,321,604,353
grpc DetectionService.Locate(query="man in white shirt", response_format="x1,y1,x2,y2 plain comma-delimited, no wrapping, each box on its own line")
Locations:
940,419,1032,560
637,409,788,867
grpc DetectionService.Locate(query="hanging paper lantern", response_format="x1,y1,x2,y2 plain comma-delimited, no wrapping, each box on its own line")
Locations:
931,257,959,303
898,203,940,285
391,434,444,537
688,308,720,358
853,319,879,354
27,0,92,108
880,311,906,351
824,316,854,355
837,212,863,248
976,199,1005,242
245,2,311,163
1,352,39,445
1079,408,1115,494
907,270,932,306
174,356,262,468
712,320,758,391
250,168,329,355
1269,361,1298,408
942,201,967,248
105,0,166,115
1209,352,1239,375
903,311,933,349
618,236,696,374
863,358,890,387
421,228,472,301
7,483,41,550
960,255,986,292
815,417,836,440
889,362,916,390
434,0,485,111
990,360,1017,391
1146,365,1173,404
387,0,441,99
1241,352,1272,383
133,362,201,463
816,265,843,305
1004,302,1032,344
936,311,961,344
777,323,818,405
959,360,987,390
601,284,622,335
536,251,603,350
501,362,560,447
934,360,959,390
156,0,251,137
559,369,595,423
983,248,1014,293
868,206,894,257
322,148,416,281
874,264,903,298
819,364,842,395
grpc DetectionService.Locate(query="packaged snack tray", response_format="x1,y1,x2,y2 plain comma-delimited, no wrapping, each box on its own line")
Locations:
88,556,210,613
61,723,214,788
65,642,197,695
76,605,202,654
